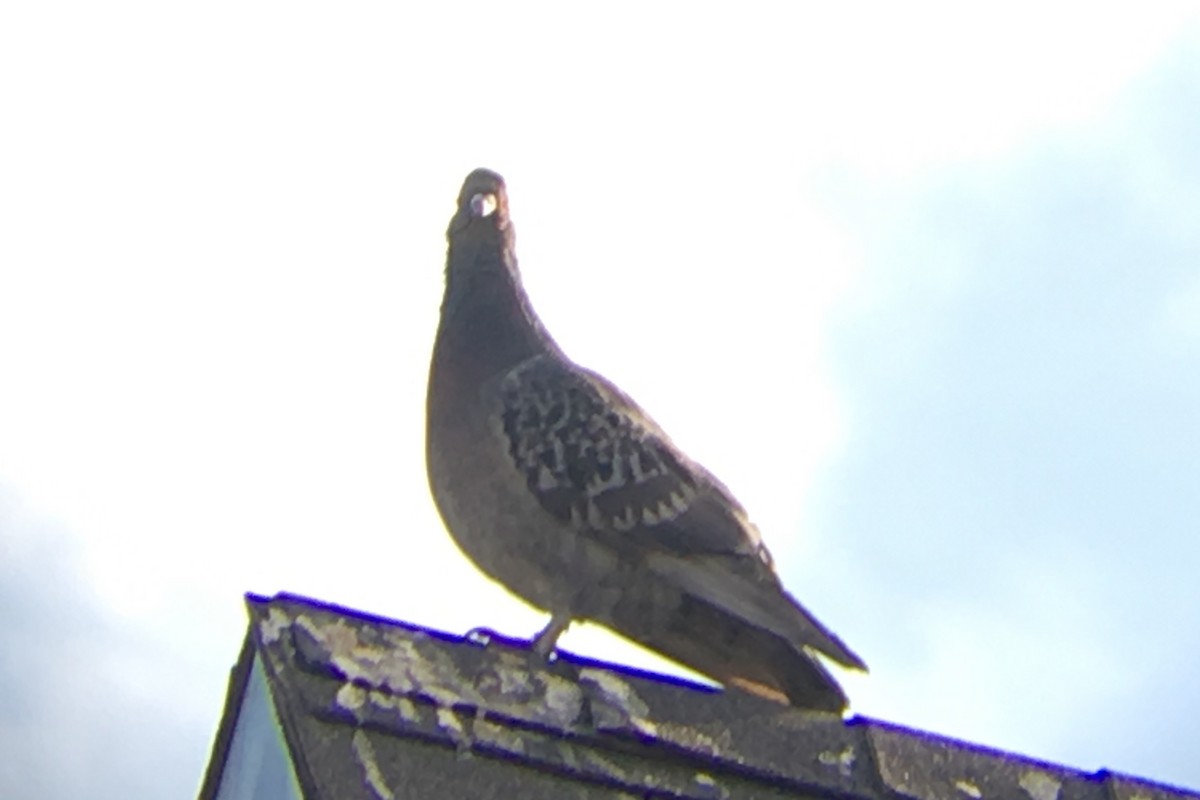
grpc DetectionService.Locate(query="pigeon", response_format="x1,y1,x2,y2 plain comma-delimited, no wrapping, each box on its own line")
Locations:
426,168,866,712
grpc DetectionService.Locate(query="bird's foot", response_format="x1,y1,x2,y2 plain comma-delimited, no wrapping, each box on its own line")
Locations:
464,626,499,647
530,613,572,662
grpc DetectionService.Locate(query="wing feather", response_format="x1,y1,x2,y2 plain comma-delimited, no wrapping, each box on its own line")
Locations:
498,353,867,671
499,354,766,563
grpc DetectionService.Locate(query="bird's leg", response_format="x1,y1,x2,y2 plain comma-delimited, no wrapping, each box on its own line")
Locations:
531,612,572,659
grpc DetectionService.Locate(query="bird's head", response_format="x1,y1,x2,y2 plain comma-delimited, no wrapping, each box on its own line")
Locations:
448,168,510,239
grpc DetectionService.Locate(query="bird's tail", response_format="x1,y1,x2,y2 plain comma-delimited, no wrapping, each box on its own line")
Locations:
612,590,851,712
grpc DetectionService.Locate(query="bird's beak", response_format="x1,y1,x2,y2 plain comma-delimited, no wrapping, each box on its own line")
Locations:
469,192,498,218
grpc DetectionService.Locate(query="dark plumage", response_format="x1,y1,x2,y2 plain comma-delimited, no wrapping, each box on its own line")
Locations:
426,168,866,711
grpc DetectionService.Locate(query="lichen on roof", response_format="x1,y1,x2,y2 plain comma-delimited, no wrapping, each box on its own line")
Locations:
197,592,1200,800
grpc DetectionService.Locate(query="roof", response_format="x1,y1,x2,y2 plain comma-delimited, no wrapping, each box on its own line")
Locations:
198,592,1199,800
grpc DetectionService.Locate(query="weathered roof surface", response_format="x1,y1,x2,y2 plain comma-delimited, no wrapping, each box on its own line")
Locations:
198,593,1199,800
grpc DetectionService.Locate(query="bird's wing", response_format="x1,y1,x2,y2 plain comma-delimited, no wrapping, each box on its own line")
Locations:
496,353,865,669
498,353,765,561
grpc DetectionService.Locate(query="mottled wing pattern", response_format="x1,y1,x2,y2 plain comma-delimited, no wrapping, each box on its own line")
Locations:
499,355,764,560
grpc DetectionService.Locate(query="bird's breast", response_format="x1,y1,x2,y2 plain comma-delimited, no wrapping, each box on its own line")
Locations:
427,364,621,615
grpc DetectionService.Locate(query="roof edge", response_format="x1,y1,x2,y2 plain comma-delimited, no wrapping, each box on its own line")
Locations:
195,628,256,800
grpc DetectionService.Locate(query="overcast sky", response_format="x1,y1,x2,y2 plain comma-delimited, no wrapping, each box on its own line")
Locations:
2,3,1200,797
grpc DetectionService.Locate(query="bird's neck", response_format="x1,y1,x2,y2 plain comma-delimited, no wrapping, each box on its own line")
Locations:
435,239,559,383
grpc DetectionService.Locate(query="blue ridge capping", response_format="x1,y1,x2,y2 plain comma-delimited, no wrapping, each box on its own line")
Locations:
196,592,1200,800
